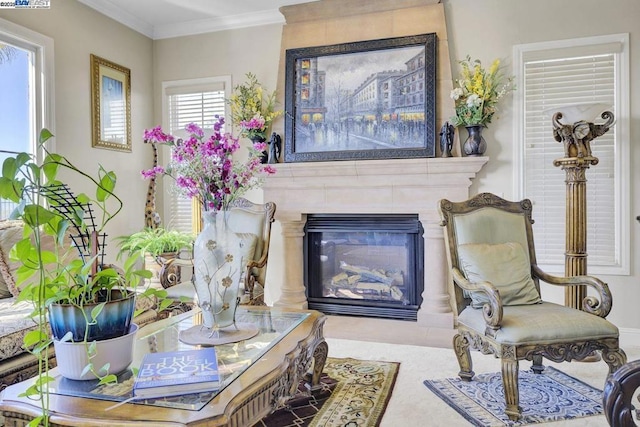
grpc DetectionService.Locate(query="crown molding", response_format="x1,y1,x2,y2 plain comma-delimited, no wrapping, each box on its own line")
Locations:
153,9,285,39
78,0,284,40
78,0,154,38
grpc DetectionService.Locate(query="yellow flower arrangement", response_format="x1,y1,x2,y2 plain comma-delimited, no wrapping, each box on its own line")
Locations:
450,56,515,127
228,72,282,140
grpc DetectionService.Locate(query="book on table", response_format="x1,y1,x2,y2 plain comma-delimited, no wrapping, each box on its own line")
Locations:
133,347,220,399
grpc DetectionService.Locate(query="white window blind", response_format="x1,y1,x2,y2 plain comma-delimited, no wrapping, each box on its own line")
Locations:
163,78,230,233
515,34,630,275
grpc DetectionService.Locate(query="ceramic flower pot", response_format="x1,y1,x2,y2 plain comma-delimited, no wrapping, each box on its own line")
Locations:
48,289,135,342
53,323,138,380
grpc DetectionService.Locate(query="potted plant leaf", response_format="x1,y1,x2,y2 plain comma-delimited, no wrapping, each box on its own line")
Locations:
0,129,163,426
116,227,195,288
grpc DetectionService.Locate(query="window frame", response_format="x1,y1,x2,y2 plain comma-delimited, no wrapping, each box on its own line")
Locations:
160,76,232,233
513,33,630,276
0,17,55,161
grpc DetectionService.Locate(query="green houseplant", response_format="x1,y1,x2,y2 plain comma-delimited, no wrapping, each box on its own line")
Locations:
116,227,195,289
0,129,163,426
117,227,194,258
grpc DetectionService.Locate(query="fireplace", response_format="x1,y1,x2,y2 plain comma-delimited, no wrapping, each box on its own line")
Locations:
304,214,424,321
261,156,487,330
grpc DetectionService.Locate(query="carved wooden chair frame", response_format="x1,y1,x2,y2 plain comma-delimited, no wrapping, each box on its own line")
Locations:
438,192,626,421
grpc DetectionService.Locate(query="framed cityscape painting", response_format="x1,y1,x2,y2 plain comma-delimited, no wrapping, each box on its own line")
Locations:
284,33,437,163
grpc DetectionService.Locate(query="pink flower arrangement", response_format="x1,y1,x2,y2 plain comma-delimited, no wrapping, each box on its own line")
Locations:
141,116,275,211
239,114,267,140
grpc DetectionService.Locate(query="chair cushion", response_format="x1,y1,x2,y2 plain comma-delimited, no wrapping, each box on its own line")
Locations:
458,242,541,307
458,301,619,345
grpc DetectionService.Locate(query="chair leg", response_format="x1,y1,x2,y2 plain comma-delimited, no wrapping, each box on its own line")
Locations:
453,333,474,381
531,354,544,374
502,358,521,421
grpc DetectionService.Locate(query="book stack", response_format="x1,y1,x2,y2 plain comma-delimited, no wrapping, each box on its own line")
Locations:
133,347,220,399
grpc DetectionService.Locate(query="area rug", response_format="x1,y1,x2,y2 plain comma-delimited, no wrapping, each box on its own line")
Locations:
254,357,399,427
424,367,603,426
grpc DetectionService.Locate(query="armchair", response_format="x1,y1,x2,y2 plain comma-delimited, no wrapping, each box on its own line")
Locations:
438,192,626,421
225,198,276,305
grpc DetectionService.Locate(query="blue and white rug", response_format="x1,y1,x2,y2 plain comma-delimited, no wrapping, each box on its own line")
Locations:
424,367,603,426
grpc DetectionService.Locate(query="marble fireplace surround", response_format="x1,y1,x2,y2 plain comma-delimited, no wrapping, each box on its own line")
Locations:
262,157,488,329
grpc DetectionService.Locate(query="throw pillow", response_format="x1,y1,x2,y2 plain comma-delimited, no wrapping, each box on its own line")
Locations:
236,232,258,268
458,242,541,308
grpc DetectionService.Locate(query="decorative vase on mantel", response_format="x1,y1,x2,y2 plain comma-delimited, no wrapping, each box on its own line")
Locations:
463,124,487,156
250,134,269,164
180,209,259,346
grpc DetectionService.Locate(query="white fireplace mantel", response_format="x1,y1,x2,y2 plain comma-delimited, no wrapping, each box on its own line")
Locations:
262,156,488,329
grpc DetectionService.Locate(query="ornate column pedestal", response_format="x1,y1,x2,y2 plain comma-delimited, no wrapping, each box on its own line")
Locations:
551,109,614,309
553,158,597,308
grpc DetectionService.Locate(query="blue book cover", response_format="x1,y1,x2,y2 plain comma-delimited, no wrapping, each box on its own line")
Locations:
134,348,220,398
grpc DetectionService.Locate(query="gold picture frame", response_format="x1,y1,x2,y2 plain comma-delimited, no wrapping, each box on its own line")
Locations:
90,54,131,152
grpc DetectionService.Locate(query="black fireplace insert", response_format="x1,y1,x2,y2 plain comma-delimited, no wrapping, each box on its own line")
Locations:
304,214,424,321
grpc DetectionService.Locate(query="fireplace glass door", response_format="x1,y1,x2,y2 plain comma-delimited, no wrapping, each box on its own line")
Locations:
304,214,423,320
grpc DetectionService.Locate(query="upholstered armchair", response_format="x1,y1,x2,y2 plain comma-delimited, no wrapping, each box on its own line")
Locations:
438,192,626,421
225,198,276,305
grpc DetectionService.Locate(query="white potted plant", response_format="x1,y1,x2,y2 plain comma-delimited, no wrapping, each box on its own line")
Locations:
0,129,163,426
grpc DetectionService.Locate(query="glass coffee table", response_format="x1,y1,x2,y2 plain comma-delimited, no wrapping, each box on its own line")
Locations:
0,306,328,426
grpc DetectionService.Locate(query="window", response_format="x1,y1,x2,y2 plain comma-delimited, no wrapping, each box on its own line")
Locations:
161,77,231,233
0,18,54,218
514,34,630,275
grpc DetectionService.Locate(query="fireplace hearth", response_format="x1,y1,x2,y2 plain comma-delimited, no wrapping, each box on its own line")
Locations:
304,214,424,321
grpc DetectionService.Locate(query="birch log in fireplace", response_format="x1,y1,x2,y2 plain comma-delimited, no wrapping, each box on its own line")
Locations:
262,157,487,329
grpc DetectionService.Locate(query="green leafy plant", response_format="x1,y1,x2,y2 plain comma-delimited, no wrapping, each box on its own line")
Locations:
0,129,165,427
116,227,194,258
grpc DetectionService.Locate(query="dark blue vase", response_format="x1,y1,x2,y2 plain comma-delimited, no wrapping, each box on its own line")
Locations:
48,289,135,342
463,125,487,156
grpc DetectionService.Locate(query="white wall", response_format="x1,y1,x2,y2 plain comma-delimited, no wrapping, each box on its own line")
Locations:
0,1,154,264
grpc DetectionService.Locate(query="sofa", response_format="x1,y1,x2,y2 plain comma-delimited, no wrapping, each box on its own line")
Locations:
0,220,159,390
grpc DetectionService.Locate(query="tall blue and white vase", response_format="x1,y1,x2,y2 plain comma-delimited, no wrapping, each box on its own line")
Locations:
193,210,242,331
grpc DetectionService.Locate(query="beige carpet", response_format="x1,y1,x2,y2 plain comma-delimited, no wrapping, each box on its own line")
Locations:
326,337,640,426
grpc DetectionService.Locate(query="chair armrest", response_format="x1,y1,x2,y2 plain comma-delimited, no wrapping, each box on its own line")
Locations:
452,267,503,333
532,265,612,317
246,251,267,270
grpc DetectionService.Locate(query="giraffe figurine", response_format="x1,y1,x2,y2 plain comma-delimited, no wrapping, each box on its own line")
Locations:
144,141,162,229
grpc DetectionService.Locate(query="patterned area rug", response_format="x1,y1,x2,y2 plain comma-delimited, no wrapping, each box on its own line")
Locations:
255,357,399,427
424,367,603,426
